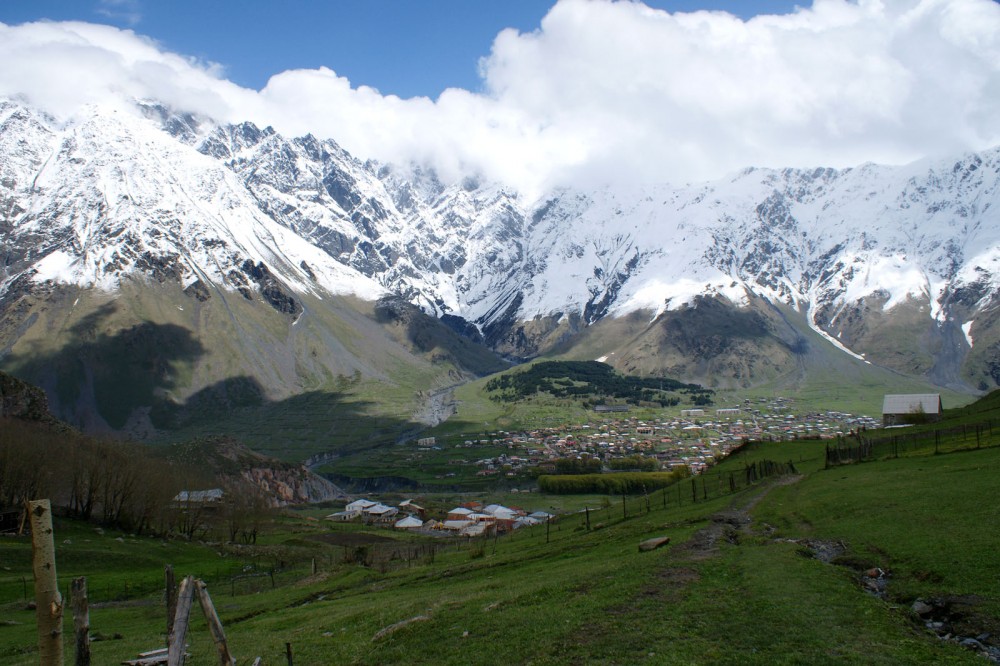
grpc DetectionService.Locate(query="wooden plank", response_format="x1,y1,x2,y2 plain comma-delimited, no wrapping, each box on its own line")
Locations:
138,648,168,658
121,657,168,666
194,579,235,665
124,646,187,665
167,577,195,666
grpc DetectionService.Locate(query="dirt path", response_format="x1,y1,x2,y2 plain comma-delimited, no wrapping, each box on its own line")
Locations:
669,474,803,562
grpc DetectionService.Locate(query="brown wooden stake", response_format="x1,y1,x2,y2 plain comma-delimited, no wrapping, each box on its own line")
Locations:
168,576,195,666
165,565,177,648
195,579,234,665
70,577,90,666
28,499,64,666
286,641,293,665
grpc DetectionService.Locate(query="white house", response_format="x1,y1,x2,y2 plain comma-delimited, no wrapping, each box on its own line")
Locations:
447,507,475,521
325,510,359,522
394,515,424,530
346,499,377,512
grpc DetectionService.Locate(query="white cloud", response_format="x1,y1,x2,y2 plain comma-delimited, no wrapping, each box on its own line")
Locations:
2,0,999,195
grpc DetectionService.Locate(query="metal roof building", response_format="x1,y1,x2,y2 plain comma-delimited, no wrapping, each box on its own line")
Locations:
882,394,942,426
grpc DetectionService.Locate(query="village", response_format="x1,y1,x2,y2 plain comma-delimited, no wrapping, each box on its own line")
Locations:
323,396,885,535
325,498,555,538
416,396,880,481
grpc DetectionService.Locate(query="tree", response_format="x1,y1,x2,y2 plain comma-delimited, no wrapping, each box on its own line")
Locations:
220,478,271,544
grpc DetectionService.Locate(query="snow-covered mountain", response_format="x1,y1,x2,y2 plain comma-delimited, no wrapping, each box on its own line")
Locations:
2,96,999,411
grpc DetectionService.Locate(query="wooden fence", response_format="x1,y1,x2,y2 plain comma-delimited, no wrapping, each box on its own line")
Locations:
825,419,998,466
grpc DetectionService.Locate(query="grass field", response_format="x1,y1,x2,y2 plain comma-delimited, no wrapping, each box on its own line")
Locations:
2,423,997,664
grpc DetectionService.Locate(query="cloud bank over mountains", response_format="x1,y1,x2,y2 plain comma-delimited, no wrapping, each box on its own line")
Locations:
2,0,998,195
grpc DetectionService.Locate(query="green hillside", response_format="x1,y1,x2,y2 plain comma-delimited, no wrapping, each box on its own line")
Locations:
0,284,504,459
2,395,998,664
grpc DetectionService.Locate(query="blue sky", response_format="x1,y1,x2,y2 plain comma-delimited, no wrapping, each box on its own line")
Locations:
1,0,798,98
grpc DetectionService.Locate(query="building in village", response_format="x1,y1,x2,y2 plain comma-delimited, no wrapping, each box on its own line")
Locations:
882,394,942,426
393,515,424,530
172,489,224,509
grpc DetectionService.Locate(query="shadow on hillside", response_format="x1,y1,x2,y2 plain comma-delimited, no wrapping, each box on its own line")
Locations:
373,295,506,377
3,302,205,431
1,303,420,453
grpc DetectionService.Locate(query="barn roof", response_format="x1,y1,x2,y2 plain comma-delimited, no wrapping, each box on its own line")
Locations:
394,516,424,529
173,489,223,503
882,394,941,415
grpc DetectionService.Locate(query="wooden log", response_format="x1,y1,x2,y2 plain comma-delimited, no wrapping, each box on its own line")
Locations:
28,499,64,666
638,536,671,552
138,648,169,658
167,576,195,666
71,577,90,666
194,579,235,665
121,648,177,665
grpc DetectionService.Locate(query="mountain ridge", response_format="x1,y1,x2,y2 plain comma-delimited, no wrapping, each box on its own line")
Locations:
1,96,997,437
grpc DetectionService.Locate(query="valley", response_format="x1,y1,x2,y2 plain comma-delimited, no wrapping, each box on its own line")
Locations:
1,3,999,664
3,395,999,664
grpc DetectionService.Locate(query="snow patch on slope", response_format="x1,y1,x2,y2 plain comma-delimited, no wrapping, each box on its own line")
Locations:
962,321,974,348
806,302,869,363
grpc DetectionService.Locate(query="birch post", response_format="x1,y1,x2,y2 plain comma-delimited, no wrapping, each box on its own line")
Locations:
167,576,195,666
28,499,64,666
70,577,90,666
195,579,235,665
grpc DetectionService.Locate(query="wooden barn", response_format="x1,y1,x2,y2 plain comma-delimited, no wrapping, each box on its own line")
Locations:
882,394,942,426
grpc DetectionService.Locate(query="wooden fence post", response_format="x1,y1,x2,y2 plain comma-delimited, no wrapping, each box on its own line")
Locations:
70,577,90,666
165,565,177,647
195,580,235,665
28,499,64,666
168,576,195,666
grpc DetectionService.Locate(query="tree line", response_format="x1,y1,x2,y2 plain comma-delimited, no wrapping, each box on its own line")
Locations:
537,468,690,494
484,360,714,407
551,454,659,475
0,418,272,541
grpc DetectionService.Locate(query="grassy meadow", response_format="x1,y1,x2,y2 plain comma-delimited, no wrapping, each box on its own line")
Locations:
2,426,998,664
